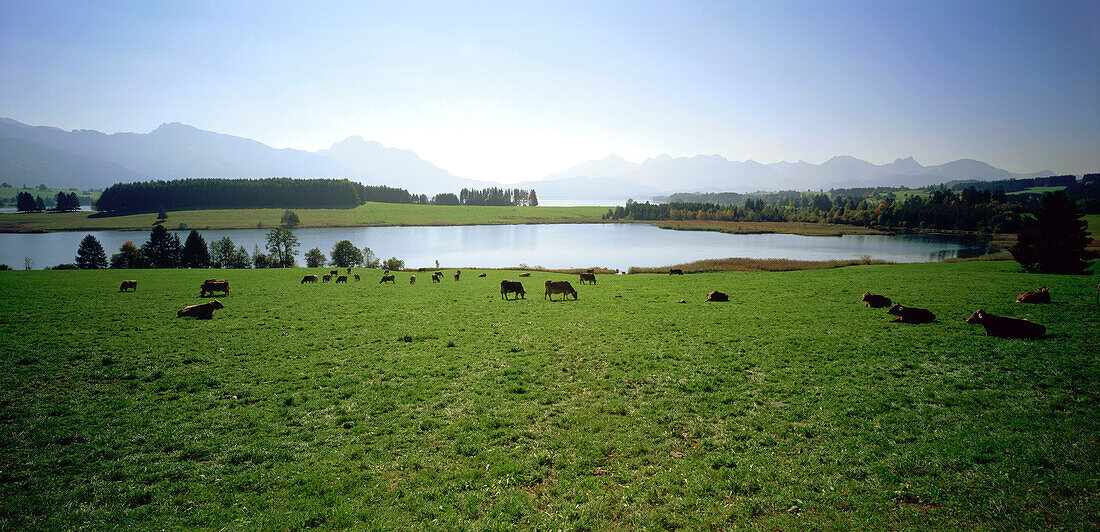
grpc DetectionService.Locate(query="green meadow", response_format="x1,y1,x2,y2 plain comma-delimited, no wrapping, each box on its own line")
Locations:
0,261,1097,529
0,202,608,232
0,186,100,207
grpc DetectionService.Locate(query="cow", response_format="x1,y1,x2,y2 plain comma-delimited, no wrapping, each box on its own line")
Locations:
410,275,416,284
586,269,594,274
418,267,425,272
478,273,487,277
887,303,935,324
336,275,348,284
177,299,224,319
301,275,318,284
965,309,1046,339
579,272,597,285
519,272,531,277
431,273,441,283
705,290,728,302
861,292,891,308
434,271,442,278
501,280,526,300
354,273,361,281
545,280,578,300
330,270,339,277
380,274,395,284
200,280,229,297
454,270,461,281
1015,286,1050,304
322,274,332,283
669,268,684,275
119,280,137,292
346,267,352,275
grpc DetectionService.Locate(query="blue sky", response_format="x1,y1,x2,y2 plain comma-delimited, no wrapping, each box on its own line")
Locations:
2,1,1097,181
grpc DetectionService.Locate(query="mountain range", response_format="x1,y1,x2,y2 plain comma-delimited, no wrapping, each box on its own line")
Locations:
0,118,1055,199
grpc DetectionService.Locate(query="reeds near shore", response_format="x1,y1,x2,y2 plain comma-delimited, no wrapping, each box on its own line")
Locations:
627,256,891,274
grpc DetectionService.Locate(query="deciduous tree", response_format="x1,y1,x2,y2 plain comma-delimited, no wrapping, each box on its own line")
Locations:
330,240,363,268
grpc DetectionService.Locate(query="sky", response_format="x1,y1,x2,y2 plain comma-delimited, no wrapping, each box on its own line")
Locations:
1,1,1098,182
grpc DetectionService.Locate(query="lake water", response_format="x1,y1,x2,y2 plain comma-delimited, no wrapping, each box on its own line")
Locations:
0,223,996,270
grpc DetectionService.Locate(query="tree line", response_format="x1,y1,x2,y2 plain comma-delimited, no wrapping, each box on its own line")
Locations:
93,178,420,212
16,191,82,212
432,187,538,206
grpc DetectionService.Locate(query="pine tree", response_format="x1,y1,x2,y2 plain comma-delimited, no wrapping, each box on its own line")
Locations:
1010,191,1092,274
181,230,211,268
75,234,108,269
34,196,45,212
16,191,34,212
142,225,180,268
529,189,538,207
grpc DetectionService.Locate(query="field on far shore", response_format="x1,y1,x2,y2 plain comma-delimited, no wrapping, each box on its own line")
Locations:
0,261,1096,529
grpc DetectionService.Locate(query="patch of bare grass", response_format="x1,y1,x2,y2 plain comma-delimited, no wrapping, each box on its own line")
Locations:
943,251,1014,263
627,256,891,273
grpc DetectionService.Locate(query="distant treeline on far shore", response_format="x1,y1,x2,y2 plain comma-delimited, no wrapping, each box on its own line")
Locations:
90,178,538,213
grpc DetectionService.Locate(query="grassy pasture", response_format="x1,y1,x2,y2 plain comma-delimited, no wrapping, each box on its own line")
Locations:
0,262,1097,529
0,202,608,232
0,186,99,207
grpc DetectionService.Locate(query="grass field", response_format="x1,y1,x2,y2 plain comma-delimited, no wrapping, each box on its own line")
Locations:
1,261,1097,529
1007,186,1067,196
0,202,609,232
0,186,99,207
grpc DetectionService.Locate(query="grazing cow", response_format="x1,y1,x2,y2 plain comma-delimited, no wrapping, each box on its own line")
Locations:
431,273,441,283
861,292,891,308
336,275,348,284
200,279,229,297
586,269,594,274
417,267,425,272
887,303,935,324
301,275,318,284
434,271,442,278
410,275,416,284
354,273,361,281
380,274,395,284
384,269,390,275
519,272,531,277
669,268,684,275
454,270,461,281
119,280,137,292
1015,286,1050,304
346,267,352,274
177,299,224,319
579,272,597,285
545,280,578,300
322,274,332,283
501,280,526,300
330,270,339,277
478,273,487,277
705,290,728,302
965,309,1046,339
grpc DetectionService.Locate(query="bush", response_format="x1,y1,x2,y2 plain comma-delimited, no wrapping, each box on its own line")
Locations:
49,263,79,270
383,257,405,271
0,264,11,270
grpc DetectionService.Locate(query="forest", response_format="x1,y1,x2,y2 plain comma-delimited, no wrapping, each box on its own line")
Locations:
93,178,417,212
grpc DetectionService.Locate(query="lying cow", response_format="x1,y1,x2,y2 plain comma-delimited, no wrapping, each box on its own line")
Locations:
410,275,416,284
887,303,935,324
861,292,891,308
478,273,487,277
965,309,1045,339
119,280,137,292
354,273,361,281
705,290,728,302
518,272,531,277
579,272,597,285
379,274,395,284
322,274,332,283
177,299,224,319
336,275,348,284
501,280,526,300
1015,286,1050,304
545,280,578,300
301,275,318,284
200,279,229,297
669,268,684,275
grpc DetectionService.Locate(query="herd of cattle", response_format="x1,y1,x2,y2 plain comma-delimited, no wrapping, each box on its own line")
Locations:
119,268,1084,337
860,286,1053,338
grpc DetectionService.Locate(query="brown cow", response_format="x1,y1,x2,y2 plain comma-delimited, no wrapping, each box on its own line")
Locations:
1015,286,1050,304
410,275,416,284
354,273,361,281
336,275,348,284
861,292,891,308
669,268,684,275
579,272,597,285
705,290,728,302
322,274,332,283
478,273,487,277
200,280,229,297
330,270,339,277
177,299,224,319
346,267,352,274
454,270,461,281
545,280,577,300
301,275,318,284
586,269,594,274
379,274,395,284
887,303,935,324
965,309,1045,339
431,273,441,283
518,272,531,277
119,280,137,292
501,280,526,300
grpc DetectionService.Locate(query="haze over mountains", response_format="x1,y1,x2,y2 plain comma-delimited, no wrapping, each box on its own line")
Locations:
0,118,1054,199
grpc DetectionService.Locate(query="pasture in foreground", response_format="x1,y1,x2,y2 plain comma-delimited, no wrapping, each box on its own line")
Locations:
0,261,1096,529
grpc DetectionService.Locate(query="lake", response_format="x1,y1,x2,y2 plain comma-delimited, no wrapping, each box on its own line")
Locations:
0,223,997,270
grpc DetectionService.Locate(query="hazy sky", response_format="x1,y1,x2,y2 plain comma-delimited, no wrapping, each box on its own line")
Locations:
2,1,1097,181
